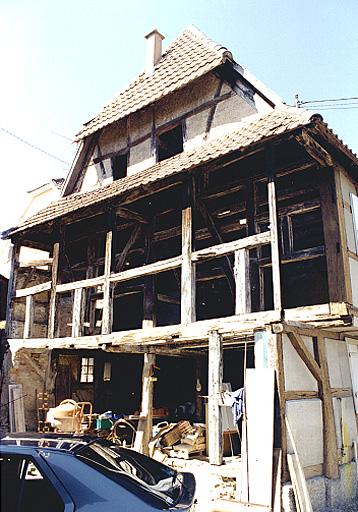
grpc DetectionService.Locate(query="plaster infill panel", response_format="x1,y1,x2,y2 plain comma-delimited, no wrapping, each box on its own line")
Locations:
286,399,323,467
128,138,154,176
282,334,318,391
325,339,352,388
99,119,127,155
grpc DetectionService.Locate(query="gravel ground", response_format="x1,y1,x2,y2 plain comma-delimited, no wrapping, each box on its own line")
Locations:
323,504,358,512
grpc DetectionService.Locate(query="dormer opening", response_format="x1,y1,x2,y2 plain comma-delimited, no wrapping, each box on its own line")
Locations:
111,152,128,180
157,124,183,162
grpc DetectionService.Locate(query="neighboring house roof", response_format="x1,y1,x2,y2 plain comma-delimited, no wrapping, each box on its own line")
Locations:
75,26,232,141
7,106,342,238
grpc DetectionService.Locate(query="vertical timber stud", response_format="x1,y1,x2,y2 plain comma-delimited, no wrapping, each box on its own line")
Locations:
48,241,60,338
315,335,339,479
72,288,85,338
134,353,156,455
234,249,251,314
6,243,20,338
102,214,115,335
181,179,196,324
266,146,282,311
23,295,34,339
208,330,223,465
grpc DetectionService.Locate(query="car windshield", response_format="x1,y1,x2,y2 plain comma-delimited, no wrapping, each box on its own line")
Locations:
76,440,182,506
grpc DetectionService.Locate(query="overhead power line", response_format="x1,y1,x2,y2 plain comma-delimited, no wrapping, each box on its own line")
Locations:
0,127,70,165
298,96,358,105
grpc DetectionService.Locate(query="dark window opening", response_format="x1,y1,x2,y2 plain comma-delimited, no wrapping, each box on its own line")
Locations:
290,208,324,252
157,125,183,162
111,153,128,180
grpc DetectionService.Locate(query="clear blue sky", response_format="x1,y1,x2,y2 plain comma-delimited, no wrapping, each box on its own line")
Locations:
1,0,357,232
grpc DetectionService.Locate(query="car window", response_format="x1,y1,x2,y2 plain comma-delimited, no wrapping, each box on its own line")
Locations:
77,441,182,507
0,455,64,512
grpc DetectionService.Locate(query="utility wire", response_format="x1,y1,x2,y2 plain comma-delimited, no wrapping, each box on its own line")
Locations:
299,96,358,105
0,127,70,165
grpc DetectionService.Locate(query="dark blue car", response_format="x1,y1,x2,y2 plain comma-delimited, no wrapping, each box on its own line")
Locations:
0,433,195,511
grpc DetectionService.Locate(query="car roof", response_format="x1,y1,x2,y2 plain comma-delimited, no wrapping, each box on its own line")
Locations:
0,432,97,454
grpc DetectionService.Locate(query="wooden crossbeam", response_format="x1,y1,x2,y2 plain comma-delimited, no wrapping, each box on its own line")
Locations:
286,331,322,382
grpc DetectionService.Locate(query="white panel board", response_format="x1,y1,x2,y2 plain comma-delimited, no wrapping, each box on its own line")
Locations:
286,400,323,467
283,334,318,391
245,368,275,507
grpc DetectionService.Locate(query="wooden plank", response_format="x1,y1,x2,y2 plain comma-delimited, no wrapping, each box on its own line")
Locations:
272,449,282,512
72,287,85,337
208,330,223,465
134,353,156,455
315,335,339,479
285,390,319,401
286,418,313,512
234,249,251,314
181,205,196,324
102,229,113,335
19,258,53,268
245,368,275,506
111,255,182,283
8,384,26,432
266,150,281,311
56,275,104,293
287,331,322,382
15,281,52,298
23,295,34,339
192,231,271,261
116,206,148,224
48,241,60,338
6,243,20,337
274,333,288,482
287,454,313,512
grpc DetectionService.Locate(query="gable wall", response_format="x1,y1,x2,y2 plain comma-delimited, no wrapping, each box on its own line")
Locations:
74,72,272,193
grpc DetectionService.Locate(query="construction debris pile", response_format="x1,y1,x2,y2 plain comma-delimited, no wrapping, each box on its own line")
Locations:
149,420,207,461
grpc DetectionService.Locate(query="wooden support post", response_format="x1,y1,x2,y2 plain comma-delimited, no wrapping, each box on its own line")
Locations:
23,295,34,339
319,169,346,305
102,229,113,335
181,186,196,324
315,336,339,479
6,243,20,338
134,353,156,455
72,288,84,338
48,241,60,338
143,278,156,329
208,330,223,465
266,147,282,311
234,249,251,314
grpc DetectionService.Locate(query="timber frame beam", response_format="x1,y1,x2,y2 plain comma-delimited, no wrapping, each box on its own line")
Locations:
285,327,339,479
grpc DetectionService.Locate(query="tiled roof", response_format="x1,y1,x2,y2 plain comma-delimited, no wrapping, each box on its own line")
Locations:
75,26,232,141
6,107,316,237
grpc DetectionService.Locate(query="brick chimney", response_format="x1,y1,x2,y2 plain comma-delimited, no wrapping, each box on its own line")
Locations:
145,29,164,74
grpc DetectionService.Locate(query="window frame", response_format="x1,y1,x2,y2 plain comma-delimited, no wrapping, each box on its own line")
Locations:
80,357,95,383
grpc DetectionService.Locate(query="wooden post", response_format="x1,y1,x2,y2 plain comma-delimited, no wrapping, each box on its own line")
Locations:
266,147,282,311
208,330,223,465
315,336,339,479
319,169,346,305
134,353,156,455
234,248,251,314
181,186,196,325
48,241,60,338
23,295,34,339
102,229,113,335
72,288,84,337
5,243,20,338
143,278,156,329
